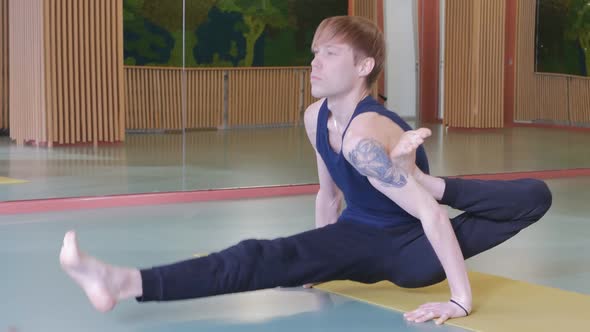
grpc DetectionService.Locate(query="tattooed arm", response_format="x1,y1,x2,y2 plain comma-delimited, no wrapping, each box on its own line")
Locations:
341,114,472,321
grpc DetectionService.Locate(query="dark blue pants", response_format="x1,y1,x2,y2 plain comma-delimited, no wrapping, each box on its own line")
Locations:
137,177,552,302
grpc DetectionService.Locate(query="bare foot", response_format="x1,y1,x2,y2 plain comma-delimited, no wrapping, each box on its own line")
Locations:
390,128,432,176
390,128,447,200
60,231,140,312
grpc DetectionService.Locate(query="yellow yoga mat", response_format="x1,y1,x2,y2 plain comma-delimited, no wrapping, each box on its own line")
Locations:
0,176,27,184
315,271,590,332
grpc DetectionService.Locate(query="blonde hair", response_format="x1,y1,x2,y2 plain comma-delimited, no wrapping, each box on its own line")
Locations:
312,16,385,87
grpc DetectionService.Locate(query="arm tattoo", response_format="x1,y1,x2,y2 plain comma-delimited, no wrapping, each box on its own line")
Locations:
348,138,408,188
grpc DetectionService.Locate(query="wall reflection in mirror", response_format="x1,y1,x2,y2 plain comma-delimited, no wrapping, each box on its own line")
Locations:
0,0,348,201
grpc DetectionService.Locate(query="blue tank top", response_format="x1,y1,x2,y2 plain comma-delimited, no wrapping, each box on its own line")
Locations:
316,96,430,228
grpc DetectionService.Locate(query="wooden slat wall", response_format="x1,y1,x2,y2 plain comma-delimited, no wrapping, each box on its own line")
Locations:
125,67,182,130
227,68,300,127
536,74,569,122
569,77,590,123
186,69,224,129
515,0,536,121
353,0,377,23
515,0,590,124
125,67,311,130
8,0,124,145
43,0,124,145
478,0,505,128
351,0,379,98
125,67,225,130
444,0,505,128
444,0,473,127
9,0,46,144
0,0,8,130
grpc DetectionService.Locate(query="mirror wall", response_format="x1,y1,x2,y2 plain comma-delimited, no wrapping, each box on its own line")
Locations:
0,0,357,201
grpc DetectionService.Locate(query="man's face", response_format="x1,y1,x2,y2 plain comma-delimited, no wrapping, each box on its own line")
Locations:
310,40,362,99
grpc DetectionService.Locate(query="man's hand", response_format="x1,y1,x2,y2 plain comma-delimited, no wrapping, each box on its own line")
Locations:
404,300,470,325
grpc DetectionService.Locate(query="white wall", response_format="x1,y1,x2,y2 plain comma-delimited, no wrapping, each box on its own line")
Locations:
384,0,418,119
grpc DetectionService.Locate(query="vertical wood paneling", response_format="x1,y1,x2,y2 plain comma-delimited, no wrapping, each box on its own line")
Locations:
89,0,98,143
116,0,125,140
124,67,327,130
479,0,504,127
354,0,377,24
78,0,86,142
0,0,9,130
71,0,79,142
49,0,126,144
515,0,537,121
108,0,117,142
470,0,481,127
124,67,220,131
66,0,73,143
444,0,504,128
227,68,300,128
9,0,46,144
569,78,590,123
37,0,46,141
444,0,472,127
97,0,105,142
352,0,379,98
515,0,590,125
44,0,52,142
8,0,124,145
535,75,568,122
186,69,224,129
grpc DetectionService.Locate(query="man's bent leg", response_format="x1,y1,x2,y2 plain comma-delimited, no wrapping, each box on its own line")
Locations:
439,177,552,222
386,178,552,289
386,200,552,290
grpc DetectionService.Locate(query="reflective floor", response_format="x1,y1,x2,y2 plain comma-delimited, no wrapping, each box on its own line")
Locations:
1,123,589,331
1,177,589,331
1,124,589,201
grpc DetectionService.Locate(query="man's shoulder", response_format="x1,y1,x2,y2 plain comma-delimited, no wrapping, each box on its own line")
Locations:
343,112,405,156
302,98,326,147
303,98,325,128
348,111,404,137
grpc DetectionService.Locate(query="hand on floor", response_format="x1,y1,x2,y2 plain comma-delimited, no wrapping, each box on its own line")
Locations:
404,300,469,325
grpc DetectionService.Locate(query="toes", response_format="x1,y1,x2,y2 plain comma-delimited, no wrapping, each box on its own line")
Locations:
416,128,432,138
64,230,77,246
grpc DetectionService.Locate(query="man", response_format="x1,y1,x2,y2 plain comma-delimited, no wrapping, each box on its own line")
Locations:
60,16,552,325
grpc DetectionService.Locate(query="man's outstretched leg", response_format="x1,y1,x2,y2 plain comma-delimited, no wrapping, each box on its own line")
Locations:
61,221,394,312
60,231,142,312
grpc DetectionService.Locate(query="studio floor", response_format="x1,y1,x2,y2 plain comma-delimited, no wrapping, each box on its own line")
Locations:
1,124,589,331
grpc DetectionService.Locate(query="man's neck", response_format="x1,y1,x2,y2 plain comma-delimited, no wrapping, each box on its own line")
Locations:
327,88,370,127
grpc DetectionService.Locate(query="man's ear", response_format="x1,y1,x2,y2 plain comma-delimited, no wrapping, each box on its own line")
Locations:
358,57,375,78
